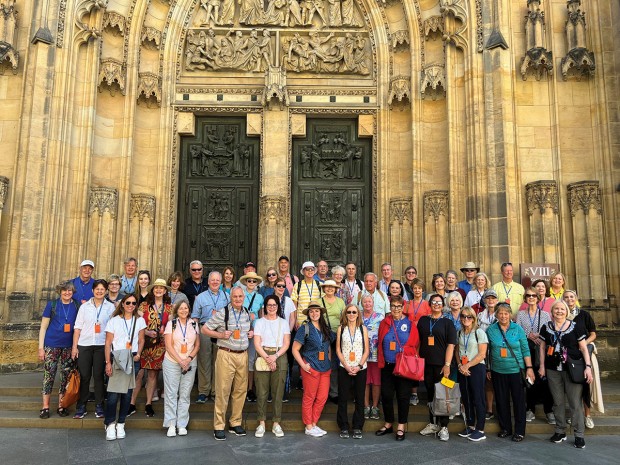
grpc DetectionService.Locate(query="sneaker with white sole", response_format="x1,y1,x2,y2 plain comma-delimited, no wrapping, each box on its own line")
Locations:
546,413,556,425
116,423,126,439
314,426,327,436
305,427,322,437
410,394,419,406
272,424,284,437
585,416,594,429
438,427,449,441
363,406,370,419
525,410,535,422
106,423,117,441
370,407,380,420
178,427,187,436
167,425,176,437
255,424,265,438
420,423,441,436
468,430,486,442
458,427,474,438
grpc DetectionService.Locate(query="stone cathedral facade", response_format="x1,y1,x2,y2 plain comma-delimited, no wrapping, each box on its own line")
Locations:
0,0,618,367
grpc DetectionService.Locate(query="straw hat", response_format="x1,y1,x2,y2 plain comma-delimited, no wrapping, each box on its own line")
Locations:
460,261,480,272
320,279,339,289
147,278,171,293
239,271,263,285
302,301,327,316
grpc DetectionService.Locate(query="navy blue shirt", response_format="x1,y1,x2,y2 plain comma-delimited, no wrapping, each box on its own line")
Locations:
294,322,335,372
382,317,412,364
72,277,94,303
42,299,79,348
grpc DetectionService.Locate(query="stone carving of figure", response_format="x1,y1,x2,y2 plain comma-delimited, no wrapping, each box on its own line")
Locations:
239,0,264,25
327,0,342,27
285,33,312,70
352,147,362,178
301,148,312,178
311,144,322,177
219,0,235,25
200,0,221,25
286,0,303,26
264,0,288,26
304,0,328,26
241,145,251,175
255,29,274,72
230,144,242,175
341,0,360,27
190,145,203,175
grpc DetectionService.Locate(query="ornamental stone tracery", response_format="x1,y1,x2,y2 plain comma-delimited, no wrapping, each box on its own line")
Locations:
88,187,118,219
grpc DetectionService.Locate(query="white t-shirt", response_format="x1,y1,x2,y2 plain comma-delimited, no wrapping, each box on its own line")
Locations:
280,295,296,324
253,317,290,348
74,298,116,346
105,315,147,352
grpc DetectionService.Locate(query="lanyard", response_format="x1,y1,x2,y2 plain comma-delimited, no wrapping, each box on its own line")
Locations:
463,330,472,353
153,302,163,323
550,320,569,346
95,300,104,322
528,309,540,333
59,300,70,322
178,319,188,342
122,276,136,292
411,300,423,317
429,317,440,335
169,291,178,304
346,280,356,295
502,282,513,297
123,317,135,342
476,289,484,302
231,307,243,328
207,290,221,310
537,297,547,312
304,280,315,299
348,326,357,347
311,323,324,343
193,281,203,294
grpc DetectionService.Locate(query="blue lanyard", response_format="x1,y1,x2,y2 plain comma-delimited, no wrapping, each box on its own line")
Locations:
207,290,221,310
411,300,423,317
348,326,357,346
304,281,315,298
169,291,178,304
123,317,135,342
95,300,104,322
193,281,203,294
550,320,569,346
122,276,136,292
463,330,472,352
528,309,540,332
178,319,188,342
311,323,324,343
231,307,243,328
59,300,70,322
502,282,512,297
537,298,547,312
429,317,440,335
346,280,356,295
79,279,90,298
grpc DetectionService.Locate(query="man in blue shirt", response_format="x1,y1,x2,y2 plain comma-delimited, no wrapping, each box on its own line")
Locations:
72,260,95,304
192,271,229,403
458,262,480,295
185,260,208,308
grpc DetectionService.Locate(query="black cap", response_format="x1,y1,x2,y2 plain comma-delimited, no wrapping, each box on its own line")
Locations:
244,261,257,269
278,255,290,262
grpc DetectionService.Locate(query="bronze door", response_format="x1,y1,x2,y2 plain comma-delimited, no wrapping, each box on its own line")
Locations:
291,118,372,273
176,116,260,274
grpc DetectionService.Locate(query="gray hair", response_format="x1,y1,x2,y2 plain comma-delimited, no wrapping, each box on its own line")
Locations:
208,270,222,280
123,257,137,265
474,272,489,287
189,260,203,269
331,265,345,276
445,270,458,279
446,291,463,308
55,280,76,294
107,274,121,284
364,272,378,281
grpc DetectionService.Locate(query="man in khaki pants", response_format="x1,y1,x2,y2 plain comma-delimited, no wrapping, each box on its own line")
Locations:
201,286,253,441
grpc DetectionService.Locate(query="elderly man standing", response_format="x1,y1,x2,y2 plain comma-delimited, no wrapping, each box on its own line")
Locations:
202,287,253,441
378,262,393,294
72,260,95,304
457,262,480,295
234,261,257,291
354,272,389,316
119,257,138,295
185,260,208,308
314,260,330,284
192,271,229,404
277,255,299,295
491,262,525,318
291,261,323,330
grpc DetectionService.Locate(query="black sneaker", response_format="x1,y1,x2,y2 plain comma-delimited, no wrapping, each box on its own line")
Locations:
352,429,363,439
550,433,567,443
145,404,155,417
267,394,273,403
574,437,585,449
214,430,226,441
126,404,136,417
282,392,289,403
246,390,257,403
339,430,350,438
228,425,247,436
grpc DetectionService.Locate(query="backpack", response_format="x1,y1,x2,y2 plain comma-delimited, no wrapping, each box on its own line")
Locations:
431,381,462,417
356,289,386,306
172,318,198,334
49,298,80,319
210,306,250,343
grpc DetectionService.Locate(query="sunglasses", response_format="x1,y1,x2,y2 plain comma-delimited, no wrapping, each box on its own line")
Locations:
501,262,512,267
460,315,474,320
431,301,443,305
124,301,137,306
275,284,286,288
464,269,476,272
406,271,416,274
390,305,403,309
432,273,444,278
246,279,258,283
346,311,358,315
191,268,203,272
267,273,277,277
304,267,316,272
525,294,537,298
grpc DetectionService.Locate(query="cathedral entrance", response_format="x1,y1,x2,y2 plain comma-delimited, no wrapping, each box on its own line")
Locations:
291,118,372,272
176,116,260,274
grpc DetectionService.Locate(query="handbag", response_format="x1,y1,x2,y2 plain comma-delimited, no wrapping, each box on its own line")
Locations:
499,326,531,389
61,366,80,408
431,381,461,417
391,320,425,381
566,355,586,384
255,319,282,372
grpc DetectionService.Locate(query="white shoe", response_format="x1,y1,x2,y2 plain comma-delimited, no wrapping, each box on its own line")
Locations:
167,425,177,437
272,424,284,437
116,423,126,439
314,426,327,436
255,424,265,438
438,427,449,441
106,423,117,441
178,427,187,436
420,423,441,436
526,410,535,422
585,416,594,429
305,427,321,437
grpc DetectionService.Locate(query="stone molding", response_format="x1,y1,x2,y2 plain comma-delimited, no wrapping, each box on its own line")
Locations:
525,180,559,214
0,175,8,210
98,58,126,95
561,0,595,80
389,197,413,225
137,72,162,104
130,194,156,223
262,65,288,107
102,11,126,36
440,0,468,50
423,16,443,40
424,190,449,223
420,64,446,100
388,75,411,106
88,187,118,219
520,0,553,81
0,0,19,73
259,195,286,224
567,181,602,216
141,26,161,47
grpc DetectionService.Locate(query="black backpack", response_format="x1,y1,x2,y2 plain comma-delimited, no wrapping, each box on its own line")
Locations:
49,298,80,319
210,306,250,343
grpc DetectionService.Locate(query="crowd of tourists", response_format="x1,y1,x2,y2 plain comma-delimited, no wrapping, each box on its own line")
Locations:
38,257,602,449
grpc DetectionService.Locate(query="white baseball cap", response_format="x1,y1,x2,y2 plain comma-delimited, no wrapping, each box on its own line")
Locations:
80,259,95,268
300,261,315,273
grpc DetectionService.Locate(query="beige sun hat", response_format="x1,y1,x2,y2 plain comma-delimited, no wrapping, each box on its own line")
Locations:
302,301,327,316
319,279,339,289
239,271,263,286
147,278,171,293
460,261,480,272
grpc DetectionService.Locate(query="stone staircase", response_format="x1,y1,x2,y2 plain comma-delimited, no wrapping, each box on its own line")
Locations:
0,372,618,435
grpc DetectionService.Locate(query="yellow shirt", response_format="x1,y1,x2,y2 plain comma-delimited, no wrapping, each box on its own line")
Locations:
491,280,525,316
291,280,322,325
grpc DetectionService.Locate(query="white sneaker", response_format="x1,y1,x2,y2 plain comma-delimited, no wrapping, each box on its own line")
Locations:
167,425,177,437
420,423,441,436
438,427,449,441
178,427,187,436
526,410,535,422
585,416,594,429
255,424,265,438
115,423,125,439
305,427,321,437
314,426,327,436
272,424,284,437
106,423,117,441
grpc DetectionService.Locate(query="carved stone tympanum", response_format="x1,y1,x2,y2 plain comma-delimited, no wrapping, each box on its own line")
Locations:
89,187,118,218
567,181,602,216
389,198,413,225
130,194,156,222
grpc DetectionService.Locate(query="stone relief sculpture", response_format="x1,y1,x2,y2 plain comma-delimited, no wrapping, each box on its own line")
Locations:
189,125,252,178
239,0,264,25
520,0,553,81
560,0,595,80
299,134,363,180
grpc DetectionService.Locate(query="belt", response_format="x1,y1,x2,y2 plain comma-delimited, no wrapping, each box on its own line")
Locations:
262,347,278,351
218,347,246,354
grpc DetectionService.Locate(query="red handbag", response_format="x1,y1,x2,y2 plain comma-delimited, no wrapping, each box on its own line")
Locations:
392,321,425,381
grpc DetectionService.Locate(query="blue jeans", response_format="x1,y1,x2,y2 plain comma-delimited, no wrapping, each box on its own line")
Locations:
104,389,133,426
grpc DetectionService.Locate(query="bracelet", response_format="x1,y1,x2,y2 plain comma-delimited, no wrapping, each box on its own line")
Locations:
188,355,194,360
526,366,533,369
444,363,450,367
586,364,592,368
106,361,111,364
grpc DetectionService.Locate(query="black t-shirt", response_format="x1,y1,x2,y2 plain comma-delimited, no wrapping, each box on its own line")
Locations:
540,320,586,371
184,278,208,308
418,316,457,366
573,310,596,337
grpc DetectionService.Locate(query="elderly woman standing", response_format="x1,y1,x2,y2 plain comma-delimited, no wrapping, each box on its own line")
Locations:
486,303,534,442
549,272,567,301
464,273,490,314
105,275,124,305
444,291,463,332
38,281,80,418
520,279,554,313
539,300,593,449
163,300,200,437
361,294,383,420
331,265,349,302
103,294,146,440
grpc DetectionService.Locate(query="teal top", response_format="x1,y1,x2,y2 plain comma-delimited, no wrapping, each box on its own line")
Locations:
486,321,530,374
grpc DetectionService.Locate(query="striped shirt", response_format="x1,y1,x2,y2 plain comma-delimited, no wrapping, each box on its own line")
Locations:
291,280,322,325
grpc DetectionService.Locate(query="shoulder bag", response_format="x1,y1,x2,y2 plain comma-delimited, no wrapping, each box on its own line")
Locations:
255,319,282,372
392,320,424,381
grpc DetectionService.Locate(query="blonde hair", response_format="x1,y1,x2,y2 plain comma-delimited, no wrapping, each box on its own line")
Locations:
459,306,478,330
340,304,362,327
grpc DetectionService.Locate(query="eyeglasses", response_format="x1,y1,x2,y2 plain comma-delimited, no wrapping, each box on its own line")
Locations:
124,301,137,306
267,273,277,277
191,268,203,272
346,311,358,315
275,284,286,288
460,315,474,320
304,267,316,272
464,269,476,272
390,305,403,309
246,279,258,284
431,301,443,306
109,282,120,286
406,271,416,274
266,303,278,308
525,294,537,298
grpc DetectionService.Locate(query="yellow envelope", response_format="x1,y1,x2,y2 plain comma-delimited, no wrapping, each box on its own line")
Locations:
440,377,455,389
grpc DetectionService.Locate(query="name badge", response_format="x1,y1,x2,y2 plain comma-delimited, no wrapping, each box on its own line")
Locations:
318,351,325,361
349,351,356,362
547,346,554,356
505,298,511,304
233,329,240,339
94,323,101,334
181,343,188,354
126,341,132,349
389,341,396,351
500,347,508,358
461,356,469,365
428,336,435,346
64,324,71,333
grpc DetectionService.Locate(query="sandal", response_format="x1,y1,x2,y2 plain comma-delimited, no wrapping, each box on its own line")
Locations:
395,429,406,441
39,408,50,419
57,407,69,417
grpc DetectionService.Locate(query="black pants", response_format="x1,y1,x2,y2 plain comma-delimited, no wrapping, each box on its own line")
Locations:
424,364,450,427
77,345,105,407
337,366,367,431
381,363,413,425
492,371,526,436
526,369,553,414
458,364,486,431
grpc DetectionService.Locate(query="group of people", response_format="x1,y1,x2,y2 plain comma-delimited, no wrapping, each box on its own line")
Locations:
37,257,601,449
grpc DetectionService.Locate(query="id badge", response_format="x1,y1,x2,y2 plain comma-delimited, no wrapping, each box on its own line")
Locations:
94,323,101,334
461,356,469,365
318,351,325,361
389,341,396,351
505,298,511,304
349,351,356,362
233,329,240,339
126,341,132,349
500,347,508,358
64,324,71,333
547,346,554,356
181,343,188,354
428,336,435,346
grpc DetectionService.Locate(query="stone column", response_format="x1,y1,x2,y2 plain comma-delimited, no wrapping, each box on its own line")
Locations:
87,188,118,277
129,194,156,272
259,196,287,272
0,176,8,224
423,191,449,280
389,198,413,277
525,180,560,264
567,181,607,307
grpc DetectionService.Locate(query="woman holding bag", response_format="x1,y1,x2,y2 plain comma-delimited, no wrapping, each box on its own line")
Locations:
375,296,420,441
336,304,369,439
253,295,290,438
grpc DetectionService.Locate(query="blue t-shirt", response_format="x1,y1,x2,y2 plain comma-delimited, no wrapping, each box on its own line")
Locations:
72,277,94,303
192,289,229,324
382,317,412,364
244,291,264,323
443,311,462,331
294,322,334,372
42,299,80,348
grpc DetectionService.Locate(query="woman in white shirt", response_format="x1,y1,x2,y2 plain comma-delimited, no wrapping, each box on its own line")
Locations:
162,301,200,437
103,294,146,440
253,295,291,438
72,279,115,419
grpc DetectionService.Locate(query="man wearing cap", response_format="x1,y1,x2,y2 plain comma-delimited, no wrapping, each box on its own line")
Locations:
201,286,253,441
235,261,257,291
119,257,138,295
277,255,299,295
491,262,524,318
239,271,264,402
292,261,323,329
192,271,229,403
72,260,96,304
354,272,390,316
457,262,480,295
185,260,208,309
